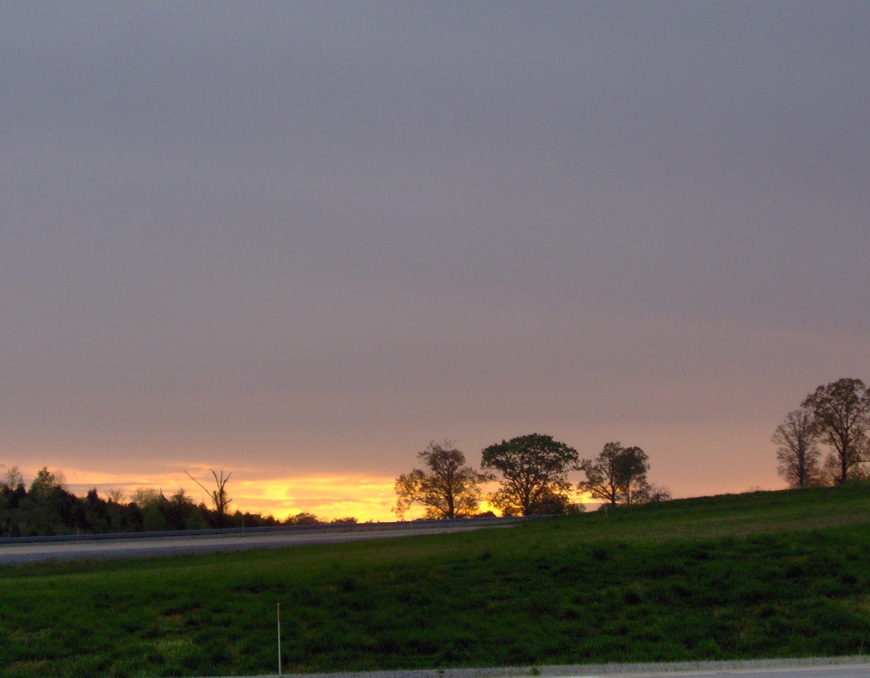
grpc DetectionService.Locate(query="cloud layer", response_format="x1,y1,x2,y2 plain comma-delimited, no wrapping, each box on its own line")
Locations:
3,3,869,511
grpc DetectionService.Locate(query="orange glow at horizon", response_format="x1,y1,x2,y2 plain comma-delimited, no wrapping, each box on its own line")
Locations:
21,465,597,523
53,469,398,523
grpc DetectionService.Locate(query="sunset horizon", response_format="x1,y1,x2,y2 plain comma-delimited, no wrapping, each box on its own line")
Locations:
9,453,781,525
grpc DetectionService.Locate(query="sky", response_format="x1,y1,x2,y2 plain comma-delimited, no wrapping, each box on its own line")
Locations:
2,2,869,522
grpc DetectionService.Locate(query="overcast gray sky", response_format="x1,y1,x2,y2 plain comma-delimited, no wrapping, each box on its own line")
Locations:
2,2,869,518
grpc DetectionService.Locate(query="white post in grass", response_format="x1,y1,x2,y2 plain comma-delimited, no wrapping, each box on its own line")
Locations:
277,603,282,676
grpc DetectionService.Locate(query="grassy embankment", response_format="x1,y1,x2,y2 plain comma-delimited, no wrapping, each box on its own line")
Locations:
1,483,868,677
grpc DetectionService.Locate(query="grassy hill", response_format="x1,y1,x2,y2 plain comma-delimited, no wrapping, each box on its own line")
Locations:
1,484,868,677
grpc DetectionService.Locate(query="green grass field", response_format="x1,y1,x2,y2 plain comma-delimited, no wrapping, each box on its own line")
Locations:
1,484,868,677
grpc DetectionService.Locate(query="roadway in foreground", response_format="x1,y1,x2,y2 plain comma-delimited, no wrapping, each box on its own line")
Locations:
0,519,513,564
213,660,870,678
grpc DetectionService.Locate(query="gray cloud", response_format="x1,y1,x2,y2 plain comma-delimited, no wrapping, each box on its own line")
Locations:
2,2,869,499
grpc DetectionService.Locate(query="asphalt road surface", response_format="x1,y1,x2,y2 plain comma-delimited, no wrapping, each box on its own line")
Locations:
265,664,870,678
548,666,870,677
0,520,511,564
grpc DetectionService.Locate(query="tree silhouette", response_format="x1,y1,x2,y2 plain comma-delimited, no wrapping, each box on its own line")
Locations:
773,407,821,488
394,440,489,519
481,433,579,516
578,442,651,506
802,378,870,484
185,469,233,517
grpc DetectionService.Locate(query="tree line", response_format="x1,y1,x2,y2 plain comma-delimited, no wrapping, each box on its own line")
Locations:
393,433,670,520
397,377,870,521
0,466,287,537
773,377,870,488
0,461,375,537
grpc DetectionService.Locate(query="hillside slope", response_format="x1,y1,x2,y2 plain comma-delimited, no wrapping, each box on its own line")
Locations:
1,484,868,677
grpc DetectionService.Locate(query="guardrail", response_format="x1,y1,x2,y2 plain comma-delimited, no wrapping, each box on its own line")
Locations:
0,515,544,546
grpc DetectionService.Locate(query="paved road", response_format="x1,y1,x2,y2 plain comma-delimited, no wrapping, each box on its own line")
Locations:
0,521,509,564
215,662,870,678
555,666,870,677
260,664,870,678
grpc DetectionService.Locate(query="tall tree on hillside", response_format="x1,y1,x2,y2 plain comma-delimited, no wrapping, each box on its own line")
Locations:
481,433,579,516
772,407,822,488
801,378,870,484
394,440,489,519
578,442,651,507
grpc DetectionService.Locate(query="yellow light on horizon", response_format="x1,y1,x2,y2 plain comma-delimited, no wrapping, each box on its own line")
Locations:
56,467,399,523
32,465,598,523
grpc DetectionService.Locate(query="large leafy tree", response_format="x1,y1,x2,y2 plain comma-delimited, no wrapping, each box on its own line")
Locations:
772,407,821,488
578,442,651,507
481,433,579,516
394,441,489,520
801,378,870,484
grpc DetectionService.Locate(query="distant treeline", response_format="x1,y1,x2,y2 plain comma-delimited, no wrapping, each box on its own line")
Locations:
0,467,352,538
